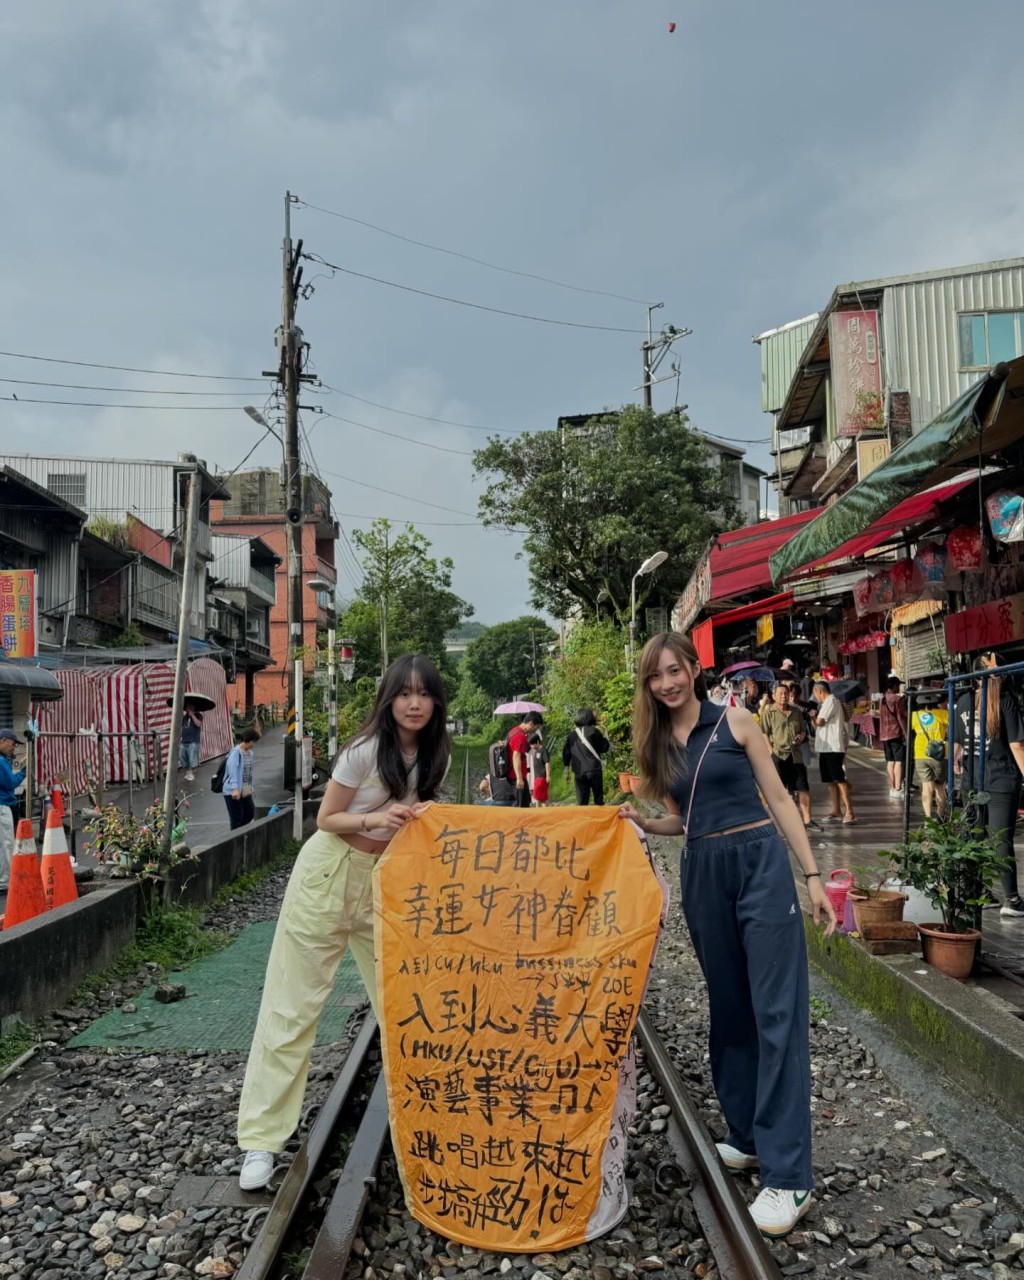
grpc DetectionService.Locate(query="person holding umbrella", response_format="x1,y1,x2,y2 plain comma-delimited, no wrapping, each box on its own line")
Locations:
179,698,205,782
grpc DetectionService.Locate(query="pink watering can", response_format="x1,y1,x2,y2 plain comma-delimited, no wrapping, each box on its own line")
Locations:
824,869,854,923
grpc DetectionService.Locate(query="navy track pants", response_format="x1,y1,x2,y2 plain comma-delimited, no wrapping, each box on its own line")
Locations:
681,824,813,1190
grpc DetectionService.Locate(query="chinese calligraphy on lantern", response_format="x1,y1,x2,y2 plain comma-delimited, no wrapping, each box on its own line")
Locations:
0,570,37,658
375,806,664,1252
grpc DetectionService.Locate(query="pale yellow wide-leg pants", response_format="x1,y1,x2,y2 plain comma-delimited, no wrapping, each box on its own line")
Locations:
237,830,379,1153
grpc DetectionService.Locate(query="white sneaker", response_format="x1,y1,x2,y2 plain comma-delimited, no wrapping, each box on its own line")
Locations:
184,771,195,782
239,1149,274,1191
716,1141,759,1171
889,788,904,798
749,1187,813,1237
1000,897,1024,918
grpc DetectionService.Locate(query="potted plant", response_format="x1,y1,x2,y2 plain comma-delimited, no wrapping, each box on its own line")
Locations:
847,863,908,933
878,813,1006,980
83,797,195,908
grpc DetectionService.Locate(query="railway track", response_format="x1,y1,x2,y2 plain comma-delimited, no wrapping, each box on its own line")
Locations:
236,1007,783,1280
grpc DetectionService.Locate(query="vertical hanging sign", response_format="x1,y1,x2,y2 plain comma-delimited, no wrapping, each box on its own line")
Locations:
375,806,664,1252
830,310,882,438
0,570,37,658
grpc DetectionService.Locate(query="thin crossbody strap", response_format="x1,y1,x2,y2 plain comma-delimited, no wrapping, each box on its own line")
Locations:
683,706,730,839
575,726,603,764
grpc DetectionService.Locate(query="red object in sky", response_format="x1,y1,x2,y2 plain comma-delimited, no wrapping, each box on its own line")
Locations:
668,21,676,32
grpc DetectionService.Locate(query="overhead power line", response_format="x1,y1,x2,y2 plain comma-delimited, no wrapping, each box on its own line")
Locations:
294,196,651,306
0,349,264,381
302,253,646,334
316,410,474,457
318,384,519,435
0,377,261,397
1,396,258,410
315,463,479,518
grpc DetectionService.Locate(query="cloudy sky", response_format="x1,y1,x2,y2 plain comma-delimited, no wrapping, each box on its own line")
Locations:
2,1,1022,623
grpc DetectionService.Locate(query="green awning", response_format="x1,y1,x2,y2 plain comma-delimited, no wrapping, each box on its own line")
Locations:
770,358,1024,585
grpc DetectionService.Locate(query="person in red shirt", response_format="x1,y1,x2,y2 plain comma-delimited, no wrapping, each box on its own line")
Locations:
507,711,543,808
879,676,909,796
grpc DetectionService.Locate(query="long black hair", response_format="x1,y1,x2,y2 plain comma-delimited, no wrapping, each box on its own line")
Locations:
347,653,450,801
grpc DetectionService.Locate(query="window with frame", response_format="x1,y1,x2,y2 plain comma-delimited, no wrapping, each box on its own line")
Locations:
958,311,1024,370
47,472,87,507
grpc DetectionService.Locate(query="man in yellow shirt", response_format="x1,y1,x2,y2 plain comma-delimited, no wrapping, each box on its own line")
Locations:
911,703,949,819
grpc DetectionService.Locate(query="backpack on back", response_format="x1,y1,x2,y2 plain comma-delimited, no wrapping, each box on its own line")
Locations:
490,735,511,779
210,757,228,794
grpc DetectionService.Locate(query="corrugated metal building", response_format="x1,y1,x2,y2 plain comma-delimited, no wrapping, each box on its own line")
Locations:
0,452,230,637
757,257,1024,508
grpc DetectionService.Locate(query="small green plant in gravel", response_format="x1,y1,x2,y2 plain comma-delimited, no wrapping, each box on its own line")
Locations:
809,995,833,1025
0,1021,36,1073
210,841,300,907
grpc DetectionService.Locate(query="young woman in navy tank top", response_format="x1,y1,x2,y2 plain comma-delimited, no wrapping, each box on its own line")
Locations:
620,632,835,1238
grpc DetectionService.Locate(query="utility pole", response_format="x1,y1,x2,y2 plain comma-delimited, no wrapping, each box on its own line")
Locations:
281,191,304,791
161,463,201,858
326,627,338,761
638,303,691,410
379,522,389,675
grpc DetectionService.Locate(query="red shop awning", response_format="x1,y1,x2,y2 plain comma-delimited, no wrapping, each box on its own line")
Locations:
708,591,795,628
709,510,818,600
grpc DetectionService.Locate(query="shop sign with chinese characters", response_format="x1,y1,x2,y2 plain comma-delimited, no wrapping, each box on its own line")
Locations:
0,570,37,658
375,806,665,1252
830,310,882,438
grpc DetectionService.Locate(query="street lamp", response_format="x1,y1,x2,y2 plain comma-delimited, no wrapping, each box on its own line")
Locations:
629,550,668,671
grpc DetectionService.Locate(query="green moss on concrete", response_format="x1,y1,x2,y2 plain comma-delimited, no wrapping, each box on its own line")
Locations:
804,916,1024,1127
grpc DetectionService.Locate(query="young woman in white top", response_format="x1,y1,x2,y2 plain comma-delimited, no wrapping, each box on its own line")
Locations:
236,653,450,1190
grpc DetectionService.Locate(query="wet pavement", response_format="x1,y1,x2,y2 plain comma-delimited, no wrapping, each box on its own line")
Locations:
796,743,1024,1009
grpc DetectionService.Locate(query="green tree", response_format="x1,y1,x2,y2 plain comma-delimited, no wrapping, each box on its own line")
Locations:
449,667,495,737
463,616,556,703
473,405,739,621
335,519,473,682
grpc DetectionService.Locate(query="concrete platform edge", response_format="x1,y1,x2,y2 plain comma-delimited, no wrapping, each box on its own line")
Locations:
805,915,1024,1130
0,804,318,1029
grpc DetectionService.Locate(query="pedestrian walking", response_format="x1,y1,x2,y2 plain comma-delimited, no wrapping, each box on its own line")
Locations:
527,731,550,806
954,651,1024,917
223,730,260,830
879,676,908,797
0,729,26,890
619,633,835,1237
562,708,609,805
911,700,948,819
236,653,450,1191
760,683,813,827
506,711,544,808
811,680,855,824
178,701,204,782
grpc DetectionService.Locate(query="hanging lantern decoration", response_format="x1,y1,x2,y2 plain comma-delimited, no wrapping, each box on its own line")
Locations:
914,542,947,584
947,524,984,572
871,568,895,608
890,557,923,602
853,575,874,617
338,638,356,683
986,489,1024,543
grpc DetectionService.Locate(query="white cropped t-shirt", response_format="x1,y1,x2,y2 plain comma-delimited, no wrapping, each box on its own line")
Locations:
331,736,420,847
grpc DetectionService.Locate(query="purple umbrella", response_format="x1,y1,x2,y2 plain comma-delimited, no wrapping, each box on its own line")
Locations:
493,700,546,715
719,660,762,677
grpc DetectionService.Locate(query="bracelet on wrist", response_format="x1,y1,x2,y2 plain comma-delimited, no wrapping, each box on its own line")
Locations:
361,813,368,831
804,871,821,880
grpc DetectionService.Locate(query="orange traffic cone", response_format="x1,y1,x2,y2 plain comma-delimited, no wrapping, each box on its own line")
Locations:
40,807,78,911
49,783,65,822
3,819,48,930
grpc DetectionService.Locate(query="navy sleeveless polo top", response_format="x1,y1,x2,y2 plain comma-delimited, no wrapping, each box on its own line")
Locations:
667,700,768,839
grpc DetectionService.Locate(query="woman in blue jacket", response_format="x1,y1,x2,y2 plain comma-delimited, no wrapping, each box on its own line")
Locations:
223,729,260,829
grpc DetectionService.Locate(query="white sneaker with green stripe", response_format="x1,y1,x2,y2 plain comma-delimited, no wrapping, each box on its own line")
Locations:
715,1141,759,1171
749,1187,813,1236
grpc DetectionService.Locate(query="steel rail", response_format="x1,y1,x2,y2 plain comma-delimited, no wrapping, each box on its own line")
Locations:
636,1009,783,1280
302,1071,392,1279
234,1011,379,1280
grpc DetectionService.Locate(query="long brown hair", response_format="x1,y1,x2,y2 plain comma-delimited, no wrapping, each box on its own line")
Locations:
632,632,708,802
975,652,1002,741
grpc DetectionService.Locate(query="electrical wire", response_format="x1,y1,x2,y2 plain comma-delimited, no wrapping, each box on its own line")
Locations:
0,350,265,381
317,410,475,457
294,196,651,306
314,463,479,518
317,384,519,435
302,253,647,334
1,396,259,410
0,377,264,397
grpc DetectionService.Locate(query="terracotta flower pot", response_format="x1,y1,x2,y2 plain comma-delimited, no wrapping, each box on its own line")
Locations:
619,772,641,793
918,922,980,981
849,890,907,934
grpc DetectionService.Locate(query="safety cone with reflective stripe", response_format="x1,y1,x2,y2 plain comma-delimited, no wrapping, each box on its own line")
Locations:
40,807,78,911
2,819,48,930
